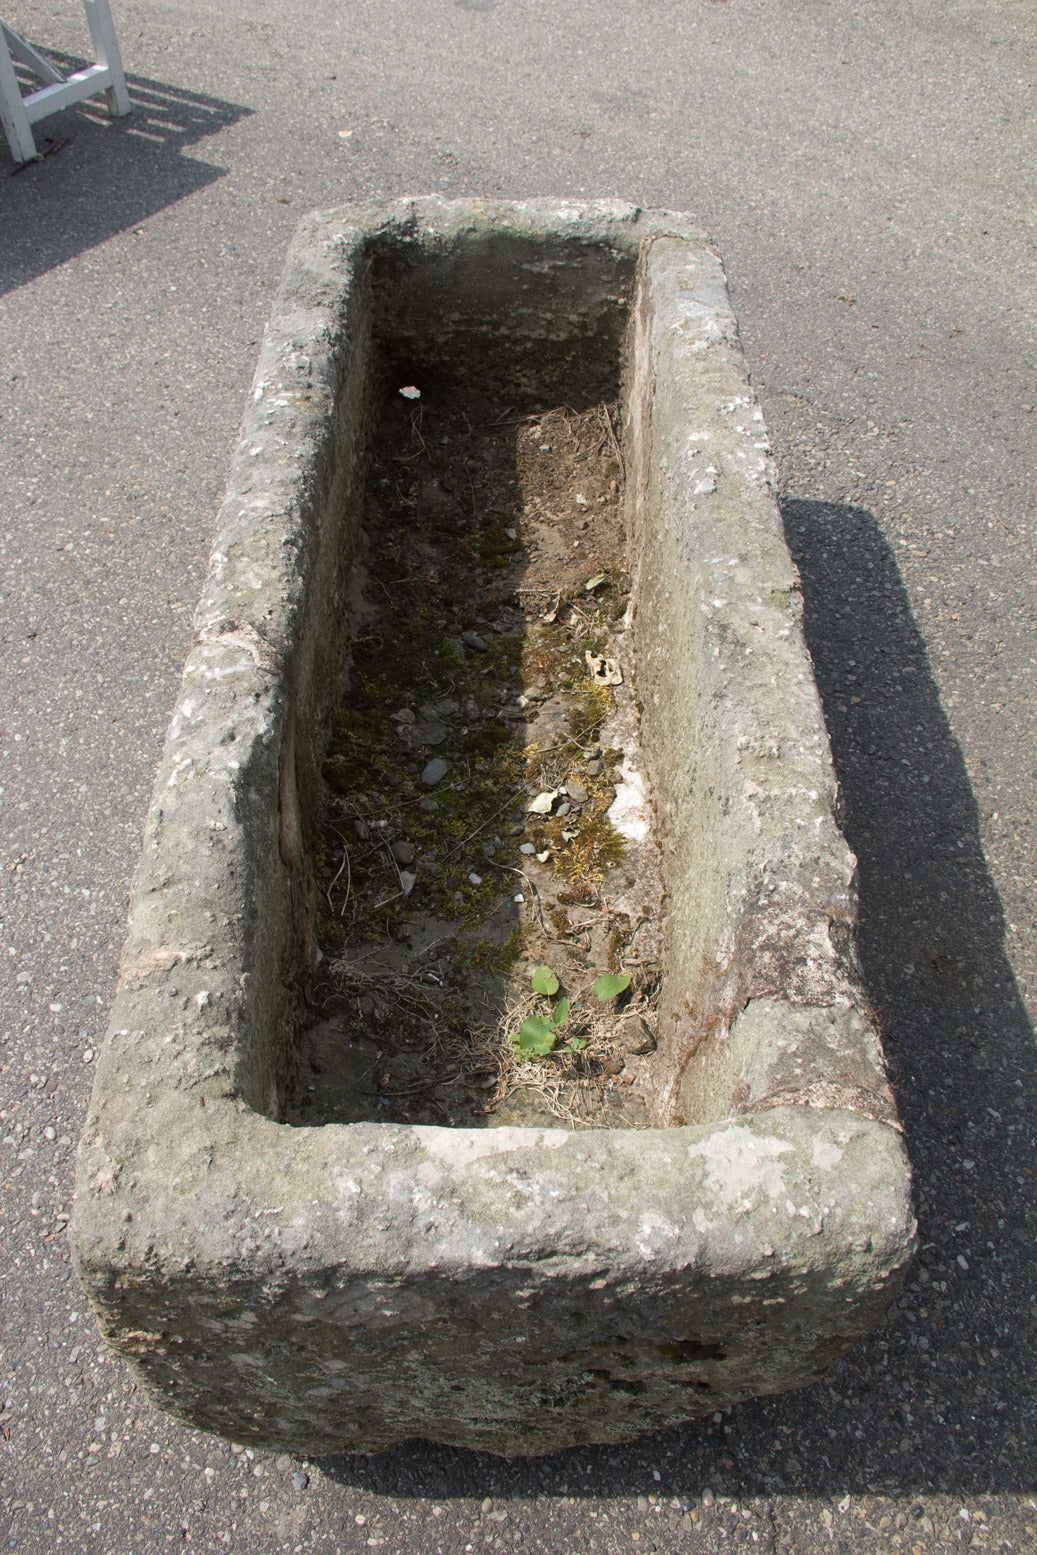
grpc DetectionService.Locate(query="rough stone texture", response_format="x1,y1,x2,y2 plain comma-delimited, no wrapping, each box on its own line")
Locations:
622,236,902,1132
71,198,914,1457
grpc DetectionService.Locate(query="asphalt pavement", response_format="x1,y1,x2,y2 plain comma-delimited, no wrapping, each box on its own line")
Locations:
1,2,1035,1550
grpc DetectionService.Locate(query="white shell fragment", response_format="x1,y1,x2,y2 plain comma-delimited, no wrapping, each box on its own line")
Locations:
585,651,623,686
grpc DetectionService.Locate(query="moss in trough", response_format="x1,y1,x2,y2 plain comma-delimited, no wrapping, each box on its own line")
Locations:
306,383,658,1130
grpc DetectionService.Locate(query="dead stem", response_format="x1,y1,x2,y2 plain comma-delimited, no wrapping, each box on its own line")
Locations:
438,787,527,865
601,403,625,479
486,860,547,929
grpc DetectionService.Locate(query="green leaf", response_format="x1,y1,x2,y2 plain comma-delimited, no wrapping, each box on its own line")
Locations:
564,1036,587,1053
592,972,632,1003
531,964,560,997
551,997,570,1030
513,1016,558,1058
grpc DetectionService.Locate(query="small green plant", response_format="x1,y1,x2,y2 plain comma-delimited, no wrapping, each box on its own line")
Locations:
510,965,630,1061
531,964,560,997
513,965,573,1060
591,971,631,1002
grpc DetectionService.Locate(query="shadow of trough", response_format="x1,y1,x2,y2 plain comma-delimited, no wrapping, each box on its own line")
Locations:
0,60,251,294
318,500,1036,1504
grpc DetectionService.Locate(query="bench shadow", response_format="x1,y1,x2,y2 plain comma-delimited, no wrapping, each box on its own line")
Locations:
318,499,1036,1503
0,59,251,295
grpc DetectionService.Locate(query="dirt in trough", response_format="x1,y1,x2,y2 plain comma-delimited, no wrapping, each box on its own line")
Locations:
287,375,664,1130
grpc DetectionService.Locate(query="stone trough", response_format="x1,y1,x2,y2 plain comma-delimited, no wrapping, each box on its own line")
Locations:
72,199,915,1457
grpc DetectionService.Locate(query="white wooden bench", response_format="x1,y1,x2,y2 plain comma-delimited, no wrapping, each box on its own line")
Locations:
0,0,130,164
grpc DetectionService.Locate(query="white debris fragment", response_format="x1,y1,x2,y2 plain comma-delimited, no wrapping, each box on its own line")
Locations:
608,758,652,843
585,651,623,686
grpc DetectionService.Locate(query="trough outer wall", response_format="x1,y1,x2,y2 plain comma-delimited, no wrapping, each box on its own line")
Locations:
71,198,915,1457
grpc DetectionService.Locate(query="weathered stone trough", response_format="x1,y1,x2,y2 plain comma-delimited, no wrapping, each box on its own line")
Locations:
72,199,914,1456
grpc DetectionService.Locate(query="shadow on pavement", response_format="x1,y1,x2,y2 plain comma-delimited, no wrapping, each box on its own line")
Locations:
0,60,251,295
319,500,1036,1502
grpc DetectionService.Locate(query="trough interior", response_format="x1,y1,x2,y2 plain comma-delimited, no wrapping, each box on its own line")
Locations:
254,227,729,1132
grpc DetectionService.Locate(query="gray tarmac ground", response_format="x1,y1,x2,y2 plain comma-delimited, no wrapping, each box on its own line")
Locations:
1,1,1035,1549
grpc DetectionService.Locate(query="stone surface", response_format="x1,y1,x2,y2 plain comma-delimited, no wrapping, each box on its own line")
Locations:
71,198,914,1458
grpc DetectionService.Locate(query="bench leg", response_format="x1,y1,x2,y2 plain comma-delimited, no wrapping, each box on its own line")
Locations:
84,0,130,117
0,30,38,162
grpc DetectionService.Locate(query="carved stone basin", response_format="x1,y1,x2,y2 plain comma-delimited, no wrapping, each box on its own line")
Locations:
72,199,914,1457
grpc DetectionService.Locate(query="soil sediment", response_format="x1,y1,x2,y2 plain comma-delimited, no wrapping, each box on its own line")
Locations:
287,375,664,1130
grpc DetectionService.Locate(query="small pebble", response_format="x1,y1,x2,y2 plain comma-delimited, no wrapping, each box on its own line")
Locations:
585,758,603,776
421,757,449,786
391,841,415,865
354,818,370,841
292,1470,309,1491
519,842,536,855
468,873,483,886
414,719,448,746
462,630,488,652
615,1016,657,1056
564,782,589,804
